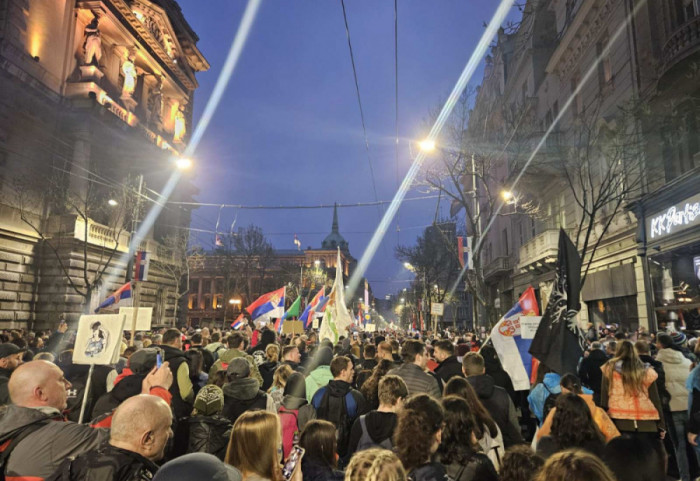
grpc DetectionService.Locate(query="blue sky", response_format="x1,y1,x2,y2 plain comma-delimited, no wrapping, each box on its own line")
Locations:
176,0,520,297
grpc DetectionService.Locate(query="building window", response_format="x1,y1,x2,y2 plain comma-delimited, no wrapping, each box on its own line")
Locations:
531,217,536,237
571,74,582,118
596,35,613,90
502,229,509,256
188,294,197,310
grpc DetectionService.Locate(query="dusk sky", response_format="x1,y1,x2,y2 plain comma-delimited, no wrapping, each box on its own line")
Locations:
177,1,520,297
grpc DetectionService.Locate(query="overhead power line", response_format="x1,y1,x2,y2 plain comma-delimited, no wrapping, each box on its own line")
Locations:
167,194,440,210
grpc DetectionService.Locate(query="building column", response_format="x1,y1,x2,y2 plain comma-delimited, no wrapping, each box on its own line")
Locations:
197,278,203,310
210,279,216,309
68,122,91,203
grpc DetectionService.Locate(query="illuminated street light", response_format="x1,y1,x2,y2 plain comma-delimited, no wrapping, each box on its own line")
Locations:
400,298,405,303
229,298,241,305
107,199,118,207
403,262,415,272
419,139,436,152
314,260,321,267
175,157,193,170
501,190,513,201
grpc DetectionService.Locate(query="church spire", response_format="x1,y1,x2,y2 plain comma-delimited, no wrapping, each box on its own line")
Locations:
331,202,339,233
322,202,348,251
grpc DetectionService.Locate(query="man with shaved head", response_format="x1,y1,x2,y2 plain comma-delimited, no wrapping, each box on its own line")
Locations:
0,360,172,480
47,394,173,480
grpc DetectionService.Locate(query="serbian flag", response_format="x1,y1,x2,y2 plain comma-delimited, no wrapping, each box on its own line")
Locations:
299,287,325,328
95,282,132,312
231,314,246,330
489,286,540,391
246,287,285,324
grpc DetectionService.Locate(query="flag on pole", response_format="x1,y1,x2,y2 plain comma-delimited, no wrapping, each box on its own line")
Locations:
319,249,353,344
275,296,301,333
300,287,325,328
529,229,586,375
457,236,473,269
489,287,540,391
231,314,246,330
215,234,224,247
294,234,301,250
133,251,149,281
95,282,132,312
244,287,286,324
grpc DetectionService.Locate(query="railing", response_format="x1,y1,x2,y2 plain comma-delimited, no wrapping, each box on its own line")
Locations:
662,15,700,75
518,229,560,271
484,256,511,279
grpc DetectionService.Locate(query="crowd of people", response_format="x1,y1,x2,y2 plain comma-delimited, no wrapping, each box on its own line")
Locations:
0,321,698,481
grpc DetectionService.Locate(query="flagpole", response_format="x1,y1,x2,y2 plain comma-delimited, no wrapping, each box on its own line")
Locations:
130,282,139,347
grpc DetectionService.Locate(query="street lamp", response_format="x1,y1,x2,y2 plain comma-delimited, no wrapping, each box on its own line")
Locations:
314,260,321,267
228,298,241,305
501,190,513,201
403,262,415,272
419,139,436,153
107,199,118,207
175,157,193,170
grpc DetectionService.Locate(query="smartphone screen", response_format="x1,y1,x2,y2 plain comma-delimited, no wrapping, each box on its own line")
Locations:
156,351,163,368
282,446,304,480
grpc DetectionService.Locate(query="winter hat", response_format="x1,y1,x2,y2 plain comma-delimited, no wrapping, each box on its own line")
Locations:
316,346,333,366
226,357,251,379
128,348,159,375
670,331,687,347
194,385,224,416
153,453,242,481
283,372,307,399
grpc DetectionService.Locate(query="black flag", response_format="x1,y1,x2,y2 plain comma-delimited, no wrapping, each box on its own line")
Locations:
529,229,585,375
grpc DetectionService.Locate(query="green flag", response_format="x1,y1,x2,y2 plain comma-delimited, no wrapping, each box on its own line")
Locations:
282,296,301,320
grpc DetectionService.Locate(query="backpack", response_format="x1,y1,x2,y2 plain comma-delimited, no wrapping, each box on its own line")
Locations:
316,389,357,456
0,419,50,480
356,415,392,452
278,406,300,459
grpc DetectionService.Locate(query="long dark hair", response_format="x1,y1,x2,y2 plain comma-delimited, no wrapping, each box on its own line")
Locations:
438,395,479,465
443,377,498,438
299,420,338,468
395,394,444,472
361,359,394,406
550,394,604,449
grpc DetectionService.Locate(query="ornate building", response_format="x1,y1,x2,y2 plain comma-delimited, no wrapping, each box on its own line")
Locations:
0,0,208,328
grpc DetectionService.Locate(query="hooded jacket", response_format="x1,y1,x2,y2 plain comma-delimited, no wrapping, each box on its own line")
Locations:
280,394,316,430
0,404,109,480
528,373,561,424
468,374,523,447
301,457,344,481
186,415,232,461
210,349,263,386
305,366,334,402
312,380,368,457
655,348,691,412
346,410,397,456
441,453,498,481
434,356,464,384
91,374,145,420
259,361,279,391
0,366,13,405
46,444,159,481
578,349,608,402
221,378,275,424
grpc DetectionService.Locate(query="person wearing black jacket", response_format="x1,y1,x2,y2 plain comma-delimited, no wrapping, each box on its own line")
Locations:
635,340,670,407
355,344,378,389
186,385,232,461
480,346,516,404
578,342,608,405
433,340,464,385
159,329,194,419
463,353,523,448
0,343,24,405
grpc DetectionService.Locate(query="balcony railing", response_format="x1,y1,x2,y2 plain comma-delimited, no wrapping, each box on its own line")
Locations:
518,229,559,272
662,15,700,76
484,256,512,279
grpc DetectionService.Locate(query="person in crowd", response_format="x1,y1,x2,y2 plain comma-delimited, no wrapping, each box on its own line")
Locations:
389,340,441,398
499,445,544,481
259,344,280,391
390,340,402,364
436,395,498,481
535,393,606,459
0,342,24,405
605,341,617,358
279,372,316,458
221,357,275,424
536,373,619,442
47,394,173,480
344,448,407,481
347,374,407,456
655,332,693,481
634,340,669,406
462,352,522,447
305,346,334,402
225,410,300,481
186,385,232,461
153,452,242,481
299,420,344,481
269,363,294,411
444,376,504,470
534,449,617,481
433,340,464,384
686,352,700,461
159,328,195,419
355,344,378,389
190,333,215,373
377,341,395,364
210,370,228,389
360,359,395,410
602,436,667,481
600,340,666,441
527,364,560,426
282,345,305,373
394,394,449,481
249,328,277,365
481,345,516,404
312,356,367,459
0,360,172,479
211,332,263,385
205,332,228,359
186,348,209,395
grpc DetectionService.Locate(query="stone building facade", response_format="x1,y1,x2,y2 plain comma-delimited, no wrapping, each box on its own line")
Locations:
0,0,208,328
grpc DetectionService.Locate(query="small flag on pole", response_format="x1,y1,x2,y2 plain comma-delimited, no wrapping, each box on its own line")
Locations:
294,234,301,250
95,282,132,312
133,251,149,282
215,234,224,247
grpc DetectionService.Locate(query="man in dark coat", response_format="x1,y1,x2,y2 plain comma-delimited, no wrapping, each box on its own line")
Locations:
578,341,609,405
432,340,464,384
0,343,24,405
159,328,194,419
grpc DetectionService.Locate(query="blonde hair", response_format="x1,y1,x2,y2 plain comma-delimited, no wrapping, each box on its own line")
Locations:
225,411,282,481
345,448,406,481
534,449,617,481
269,364,293,392
605,340,646,395
266,343,280,363
142,338,152,348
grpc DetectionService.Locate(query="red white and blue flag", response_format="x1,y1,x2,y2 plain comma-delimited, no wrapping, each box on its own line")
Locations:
95,282,132,312
231,315,246,330
489,286,540,391
299,287,325,328
246,287,286,324
133,251,149,281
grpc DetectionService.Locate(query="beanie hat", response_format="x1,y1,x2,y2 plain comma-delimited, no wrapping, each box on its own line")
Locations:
670,331,687,347
316,346,333,366
194,385,224,416
283,372,306,399
128,348,158,375
226,358,251,379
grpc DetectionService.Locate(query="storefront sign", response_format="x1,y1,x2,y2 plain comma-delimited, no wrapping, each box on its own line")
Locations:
648,192,700,240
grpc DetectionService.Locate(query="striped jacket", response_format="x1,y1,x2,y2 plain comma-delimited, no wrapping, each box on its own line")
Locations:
388,363,441,398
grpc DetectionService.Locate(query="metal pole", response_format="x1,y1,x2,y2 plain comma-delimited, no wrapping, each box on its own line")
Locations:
125,174,144,283
471,153,481,330
77,363,95,424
